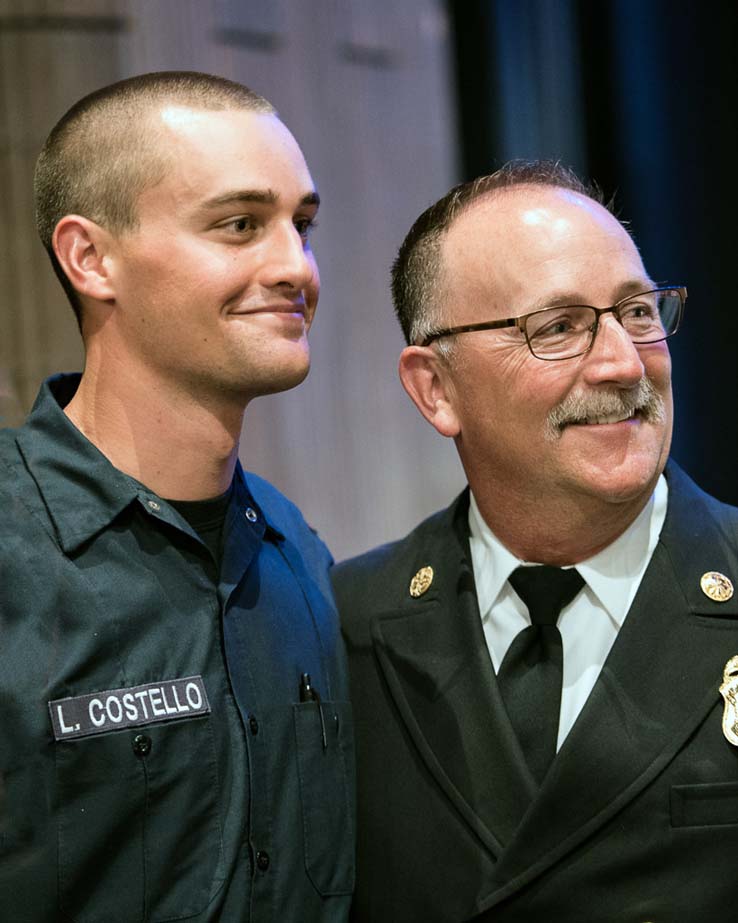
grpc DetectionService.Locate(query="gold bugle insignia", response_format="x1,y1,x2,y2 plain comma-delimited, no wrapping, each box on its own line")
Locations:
409,566,434,598
720,655,738,746
700,571,734,602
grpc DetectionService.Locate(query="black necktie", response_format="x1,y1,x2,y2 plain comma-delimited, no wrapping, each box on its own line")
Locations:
497,565,584,783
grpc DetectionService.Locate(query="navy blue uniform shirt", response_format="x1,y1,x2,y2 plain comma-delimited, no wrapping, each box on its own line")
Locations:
0,374,355,922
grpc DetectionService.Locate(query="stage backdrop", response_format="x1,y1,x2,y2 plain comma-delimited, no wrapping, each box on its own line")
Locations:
0,0,465,560
449,0,738,507
4,0,734,560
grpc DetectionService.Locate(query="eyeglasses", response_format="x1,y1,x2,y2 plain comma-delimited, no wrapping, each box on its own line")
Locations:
419,285,686,360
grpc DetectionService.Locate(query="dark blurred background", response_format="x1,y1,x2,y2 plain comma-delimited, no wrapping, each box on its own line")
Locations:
449,0,738,506
1,0,736,557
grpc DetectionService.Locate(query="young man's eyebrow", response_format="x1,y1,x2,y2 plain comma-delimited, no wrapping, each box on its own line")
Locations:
197,188,320,211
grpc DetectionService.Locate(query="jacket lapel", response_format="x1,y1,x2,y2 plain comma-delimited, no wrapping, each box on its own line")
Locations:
372,494,536,854
477,463,738,909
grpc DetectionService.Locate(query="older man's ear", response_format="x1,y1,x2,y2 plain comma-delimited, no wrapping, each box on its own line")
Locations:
399,345,461,438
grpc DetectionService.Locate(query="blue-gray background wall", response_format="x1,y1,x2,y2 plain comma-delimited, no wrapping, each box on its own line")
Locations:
1,0,735,559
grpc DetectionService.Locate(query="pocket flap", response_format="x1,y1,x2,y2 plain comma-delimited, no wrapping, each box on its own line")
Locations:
671,781,738,828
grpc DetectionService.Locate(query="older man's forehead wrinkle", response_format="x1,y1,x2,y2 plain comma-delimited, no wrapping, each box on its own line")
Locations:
518,277,654,315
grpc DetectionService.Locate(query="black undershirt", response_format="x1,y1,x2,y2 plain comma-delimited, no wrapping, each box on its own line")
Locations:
167,483,234,566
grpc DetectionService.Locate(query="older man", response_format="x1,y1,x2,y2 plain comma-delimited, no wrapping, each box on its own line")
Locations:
0,72,353,921
333,162,738,921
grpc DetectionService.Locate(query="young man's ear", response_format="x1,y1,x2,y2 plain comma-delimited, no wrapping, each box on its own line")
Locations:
398,346,461,438
52,216,116,303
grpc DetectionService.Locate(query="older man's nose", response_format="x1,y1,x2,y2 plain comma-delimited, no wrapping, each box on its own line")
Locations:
581,312,646,389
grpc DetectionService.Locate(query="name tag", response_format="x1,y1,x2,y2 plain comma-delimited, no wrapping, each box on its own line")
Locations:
48,675,210,741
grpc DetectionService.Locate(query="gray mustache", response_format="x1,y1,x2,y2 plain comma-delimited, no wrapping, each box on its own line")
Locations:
546,378,666,439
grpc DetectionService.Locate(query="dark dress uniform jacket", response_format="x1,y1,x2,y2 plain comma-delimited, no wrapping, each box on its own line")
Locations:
0,376,355,923
333,462,738,922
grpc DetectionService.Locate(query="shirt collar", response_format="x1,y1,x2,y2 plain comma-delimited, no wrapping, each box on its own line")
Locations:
15,374,282,553
16,374,141,552
469,474,668,626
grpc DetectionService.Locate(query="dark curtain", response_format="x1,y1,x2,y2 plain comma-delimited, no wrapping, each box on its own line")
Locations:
449,0,738,505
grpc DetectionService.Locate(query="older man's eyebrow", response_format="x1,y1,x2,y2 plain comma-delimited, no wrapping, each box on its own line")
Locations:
197,188,320,212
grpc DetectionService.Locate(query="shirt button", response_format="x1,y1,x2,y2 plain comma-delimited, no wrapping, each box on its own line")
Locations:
256,850,270,871
244,507,258,523
132,733,152,757
248,715,259,735
147,500,161,511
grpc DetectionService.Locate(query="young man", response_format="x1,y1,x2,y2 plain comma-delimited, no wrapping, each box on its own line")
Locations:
0,72,353,922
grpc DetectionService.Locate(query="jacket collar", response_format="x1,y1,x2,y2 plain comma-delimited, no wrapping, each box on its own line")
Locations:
370,490,538,852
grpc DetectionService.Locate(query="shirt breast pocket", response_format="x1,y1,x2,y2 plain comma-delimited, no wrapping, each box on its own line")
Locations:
55,717,225,923
293,699,355,896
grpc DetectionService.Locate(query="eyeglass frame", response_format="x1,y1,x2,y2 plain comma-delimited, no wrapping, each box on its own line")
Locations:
418,284,687,359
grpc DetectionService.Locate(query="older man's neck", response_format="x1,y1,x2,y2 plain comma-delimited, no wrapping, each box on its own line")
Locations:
470,483,655,566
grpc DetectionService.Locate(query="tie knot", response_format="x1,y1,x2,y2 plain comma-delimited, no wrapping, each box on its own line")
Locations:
508,565,584,626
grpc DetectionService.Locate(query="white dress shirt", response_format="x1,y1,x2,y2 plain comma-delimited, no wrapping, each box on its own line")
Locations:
468,475,668,750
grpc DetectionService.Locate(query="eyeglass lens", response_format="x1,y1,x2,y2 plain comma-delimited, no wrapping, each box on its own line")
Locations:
526,290,682,359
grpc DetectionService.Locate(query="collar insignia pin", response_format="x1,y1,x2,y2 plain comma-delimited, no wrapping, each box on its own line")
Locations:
700,571,734,602
719,655,738,746
409,566,434,598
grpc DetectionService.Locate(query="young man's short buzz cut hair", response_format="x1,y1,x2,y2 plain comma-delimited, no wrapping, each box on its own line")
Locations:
390,159,611,351
34,70,275,326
